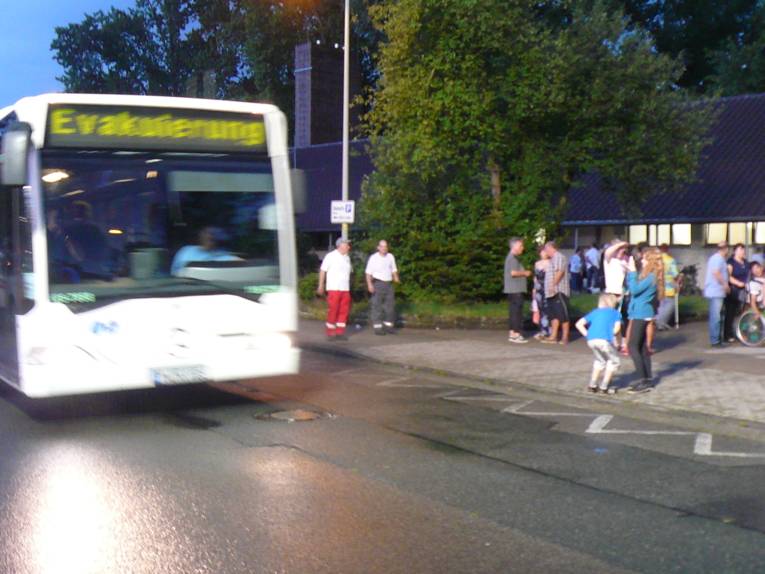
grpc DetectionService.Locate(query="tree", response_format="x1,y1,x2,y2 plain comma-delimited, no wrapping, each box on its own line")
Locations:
618,0,760,93
52,0,382,135
361,0,714,301
709,3,765,95
52,0,195,96
237,0,382,132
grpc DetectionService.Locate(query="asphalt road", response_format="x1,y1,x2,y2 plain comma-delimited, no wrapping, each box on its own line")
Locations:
0,350,764,573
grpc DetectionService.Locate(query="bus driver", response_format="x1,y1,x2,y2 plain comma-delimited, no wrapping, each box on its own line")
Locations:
171,226,239,275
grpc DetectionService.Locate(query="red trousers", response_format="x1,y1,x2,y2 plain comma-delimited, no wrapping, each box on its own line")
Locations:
326,290,352,336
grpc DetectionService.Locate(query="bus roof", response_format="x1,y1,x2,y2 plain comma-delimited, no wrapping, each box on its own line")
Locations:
0,93,286,157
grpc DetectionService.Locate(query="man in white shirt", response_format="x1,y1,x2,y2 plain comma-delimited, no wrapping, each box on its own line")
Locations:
751,248,765,268
366,239,400,335
585,244,600,292
748,261,765,314
317,238,353,340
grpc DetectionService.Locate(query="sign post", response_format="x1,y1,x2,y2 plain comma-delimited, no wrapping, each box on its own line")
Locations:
331,200,355,226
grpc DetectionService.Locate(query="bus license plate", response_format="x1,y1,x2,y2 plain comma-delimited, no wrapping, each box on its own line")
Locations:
151,365,207,385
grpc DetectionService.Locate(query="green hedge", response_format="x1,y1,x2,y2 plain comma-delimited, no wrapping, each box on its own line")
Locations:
300,292,709,329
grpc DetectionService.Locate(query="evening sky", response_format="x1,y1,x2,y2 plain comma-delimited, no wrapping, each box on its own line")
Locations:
0,1,135,105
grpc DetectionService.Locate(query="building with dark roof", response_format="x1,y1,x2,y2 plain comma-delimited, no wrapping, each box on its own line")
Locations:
293,71,765,282
562,93,765,287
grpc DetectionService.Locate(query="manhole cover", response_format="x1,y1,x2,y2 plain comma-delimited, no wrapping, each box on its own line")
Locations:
260,409,328,422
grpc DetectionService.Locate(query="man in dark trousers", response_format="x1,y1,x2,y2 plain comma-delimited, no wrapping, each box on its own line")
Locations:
504,237,531,343
366,239,400,335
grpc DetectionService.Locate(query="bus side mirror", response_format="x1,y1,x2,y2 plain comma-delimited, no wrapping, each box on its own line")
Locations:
1,122,32,186
290,169,307,214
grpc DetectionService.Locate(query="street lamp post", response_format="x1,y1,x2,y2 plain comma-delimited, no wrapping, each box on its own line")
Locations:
341,0,350,241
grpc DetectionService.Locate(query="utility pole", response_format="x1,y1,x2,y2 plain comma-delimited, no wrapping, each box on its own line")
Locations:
341,0,350,241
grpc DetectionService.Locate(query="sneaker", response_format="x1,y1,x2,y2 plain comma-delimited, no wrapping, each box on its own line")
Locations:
627,381,652,394
601,386,616,395
587,384,598,393
509,334,528,344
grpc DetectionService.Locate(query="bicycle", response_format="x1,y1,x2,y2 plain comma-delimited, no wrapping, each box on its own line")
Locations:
736,309,765,347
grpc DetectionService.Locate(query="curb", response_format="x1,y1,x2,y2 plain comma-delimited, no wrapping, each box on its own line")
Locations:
298,340,765,443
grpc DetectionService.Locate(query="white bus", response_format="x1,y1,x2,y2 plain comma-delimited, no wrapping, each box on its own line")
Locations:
0,93,300,397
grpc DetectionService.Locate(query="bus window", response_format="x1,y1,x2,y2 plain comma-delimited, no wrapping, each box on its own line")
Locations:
42,150,279,307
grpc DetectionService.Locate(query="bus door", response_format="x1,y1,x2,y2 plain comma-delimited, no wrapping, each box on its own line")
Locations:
0,122,33,385
0,187,18,382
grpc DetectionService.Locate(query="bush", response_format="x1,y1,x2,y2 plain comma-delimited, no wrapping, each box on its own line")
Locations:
298,272,319,301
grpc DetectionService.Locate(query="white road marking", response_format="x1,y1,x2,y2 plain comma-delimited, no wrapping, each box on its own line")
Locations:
586,414,696,436
377,377,449,389
587,414,765,458
443,395,519,402
462,398,765,459
694,433,765,458
334,367,368,376
502,400,599,418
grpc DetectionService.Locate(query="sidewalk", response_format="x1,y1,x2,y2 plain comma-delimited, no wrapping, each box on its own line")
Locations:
297,318,765,426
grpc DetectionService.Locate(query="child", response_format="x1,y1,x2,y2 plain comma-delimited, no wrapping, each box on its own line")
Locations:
575,293,622,394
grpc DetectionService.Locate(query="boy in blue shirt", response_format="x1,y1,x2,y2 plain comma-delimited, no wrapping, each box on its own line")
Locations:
575,293,622,394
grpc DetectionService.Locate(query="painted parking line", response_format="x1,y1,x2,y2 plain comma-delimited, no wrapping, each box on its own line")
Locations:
586,414,694,436
502,400,601,418
587,414,765,459
377,377,453,389
443,394,521,402
444,392,765,460
693,433,765,458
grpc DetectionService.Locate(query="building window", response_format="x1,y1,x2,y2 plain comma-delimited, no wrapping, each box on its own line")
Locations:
729,222,748,246
629,225,647,244
671,224,692,246
633,223,688,246
755,222,765,244
705,223,728,245
656,224,671,246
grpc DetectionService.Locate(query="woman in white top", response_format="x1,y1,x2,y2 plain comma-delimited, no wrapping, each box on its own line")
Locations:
603,240,629,295
603,240,630,352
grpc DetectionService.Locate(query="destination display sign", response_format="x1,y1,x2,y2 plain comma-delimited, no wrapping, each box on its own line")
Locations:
45,104,267,153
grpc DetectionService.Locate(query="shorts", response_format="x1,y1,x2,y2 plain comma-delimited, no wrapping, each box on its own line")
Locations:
546,293,570,322
587,339,620,371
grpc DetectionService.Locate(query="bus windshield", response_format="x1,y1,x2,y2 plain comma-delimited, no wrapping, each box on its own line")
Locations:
42,150,280,306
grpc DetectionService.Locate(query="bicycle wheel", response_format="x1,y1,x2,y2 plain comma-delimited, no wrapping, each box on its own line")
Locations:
736,310,765,347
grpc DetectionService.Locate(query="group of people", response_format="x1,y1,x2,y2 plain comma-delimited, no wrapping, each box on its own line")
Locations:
565,243,610,294
317,233,750,396
567,244,602,293
316,238,399,340
505,238,682,395
704,241,765,346
505,239,572,345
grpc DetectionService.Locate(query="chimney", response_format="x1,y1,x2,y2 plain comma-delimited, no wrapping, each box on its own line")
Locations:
294,42,361,148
